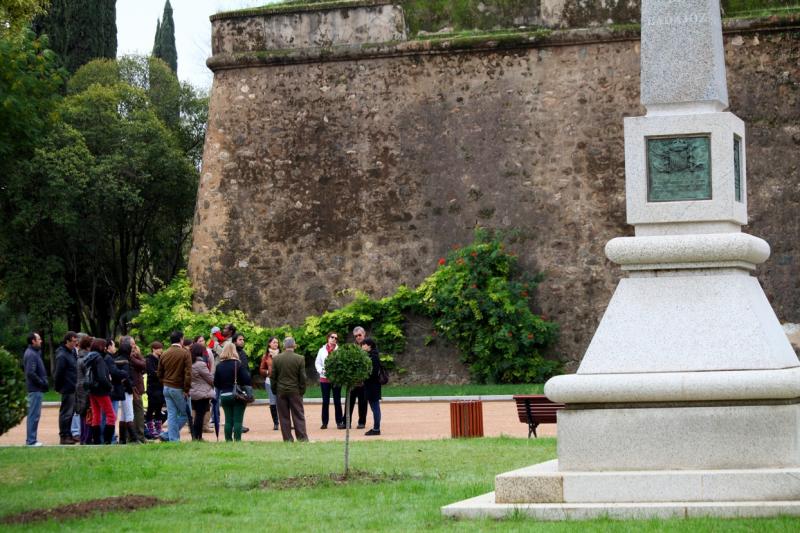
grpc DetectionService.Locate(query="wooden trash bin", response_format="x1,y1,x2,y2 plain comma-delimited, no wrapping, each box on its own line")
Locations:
450,400,484,438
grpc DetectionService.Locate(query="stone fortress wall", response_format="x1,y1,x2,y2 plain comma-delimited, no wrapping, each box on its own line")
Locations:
188,0,800,373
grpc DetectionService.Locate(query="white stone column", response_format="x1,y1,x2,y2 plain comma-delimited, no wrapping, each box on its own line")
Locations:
443,0,800,520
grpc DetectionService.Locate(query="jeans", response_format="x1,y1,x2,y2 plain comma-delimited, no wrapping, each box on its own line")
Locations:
368,398,381,431
71,413,81,438
58,392,76,438
163,386,188,441
264,378,277,406
320,381,342,426
220,394,246,441
26,391,43,445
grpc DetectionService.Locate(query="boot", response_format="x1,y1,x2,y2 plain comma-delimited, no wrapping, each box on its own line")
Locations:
118,422,128,444
102,425,115,445
270,405,279,431
127,422,143,444
90,426,101,445
145,420,156,439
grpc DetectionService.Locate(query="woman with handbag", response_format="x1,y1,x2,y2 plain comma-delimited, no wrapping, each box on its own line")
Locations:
213,342,252,441
260,337,280,430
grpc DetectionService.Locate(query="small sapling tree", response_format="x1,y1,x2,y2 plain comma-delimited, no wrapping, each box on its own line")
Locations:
324,343,371,477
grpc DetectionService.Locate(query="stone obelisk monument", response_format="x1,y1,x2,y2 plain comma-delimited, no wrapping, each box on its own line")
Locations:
444,0,800,520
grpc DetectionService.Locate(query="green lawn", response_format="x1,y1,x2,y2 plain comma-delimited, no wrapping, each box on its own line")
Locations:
44,383,545,402
0,438,798,531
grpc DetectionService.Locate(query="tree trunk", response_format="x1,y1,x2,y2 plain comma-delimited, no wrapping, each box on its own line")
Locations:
344,386,351,478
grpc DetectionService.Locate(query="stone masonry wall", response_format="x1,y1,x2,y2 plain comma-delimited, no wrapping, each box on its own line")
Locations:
189,21,800,373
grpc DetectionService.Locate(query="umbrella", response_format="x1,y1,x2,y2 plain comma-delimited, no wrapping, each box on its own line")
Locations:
211,396,220,441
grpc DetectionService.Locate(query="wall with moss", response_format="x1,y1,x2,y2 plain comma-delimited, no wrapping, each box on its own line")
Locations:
235,1,800,34
190,16,800,370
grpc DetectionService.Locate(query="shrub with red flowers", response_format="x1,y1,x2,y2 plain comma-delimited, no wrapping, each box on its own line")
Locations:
412,228,560,383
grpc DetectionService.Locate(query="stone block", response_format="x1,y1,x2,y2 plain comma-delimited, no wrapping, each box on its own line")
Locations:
556,403,800,471
495,461,563,503
441,491,800,521
211,1,406,54
494,461,800,504
624,112,746,229
575,272,798,375
641,0,728,109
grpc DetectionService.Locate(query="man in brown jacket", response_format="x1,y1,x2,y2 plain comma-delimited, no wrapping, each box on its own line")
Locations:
270,337,308,442
157,330,192,441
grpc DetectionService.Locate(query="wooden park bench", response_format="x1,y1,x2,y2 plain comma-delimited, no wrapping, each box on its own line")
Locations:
513,395,565,438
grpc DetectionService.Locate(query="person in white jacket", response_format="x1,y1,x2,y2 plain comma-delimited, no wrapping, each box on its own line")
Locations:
315,332,344,429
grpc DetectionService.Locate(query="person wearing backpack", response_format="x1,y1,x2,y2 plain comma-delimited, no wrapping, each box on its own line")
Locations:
361,338,383,436
84,338,116,445
75,335,94,444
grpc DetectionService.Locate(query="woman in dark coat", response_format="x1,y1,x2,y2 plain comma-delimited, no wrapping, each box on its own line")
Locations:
361,338,382,436
213,342,252,441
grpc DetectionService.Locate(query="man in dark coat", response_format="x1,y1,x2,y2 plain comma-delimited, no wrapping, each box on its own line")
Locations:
23,332,47,446
271,337,308,442
53,331,79,444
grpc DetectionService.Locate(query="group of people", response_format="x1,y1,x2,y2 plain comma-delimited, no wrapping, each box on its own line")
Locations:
21,324,384,445
255,325,384,443
314,326,383,436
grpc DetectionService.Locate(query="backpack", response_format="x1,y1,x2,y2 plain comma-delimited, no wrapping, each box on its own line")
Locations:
377,363,389,386
83,357,99,392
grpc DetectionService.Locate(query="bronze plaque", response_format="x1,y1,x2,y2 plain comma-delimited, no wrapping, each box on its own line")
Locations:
647,136,711,202
734,136,742,202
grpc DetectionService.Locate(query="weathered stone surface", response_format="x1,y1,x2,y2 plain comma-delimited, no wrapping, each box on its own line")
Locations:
641,0,728,109
211,2,406,54
189,25,800,372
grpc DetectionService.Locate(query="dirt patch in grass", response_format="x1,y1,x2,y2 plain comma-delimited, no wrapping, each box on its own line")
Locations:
260,470,416,489
1,495,172,525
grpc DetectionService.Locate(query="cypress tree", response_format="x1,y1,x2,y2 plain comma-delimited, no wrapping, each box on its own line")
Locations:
99,0,117,60
154,0,177,74
152,18,162,58
37,0,117,74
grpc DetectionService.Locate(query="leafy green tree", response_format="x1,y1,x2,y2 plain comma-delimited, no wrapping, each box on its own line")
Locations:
0,346,28,436
0,28,67,347
324,344,372,477
56,73,198,335
153,0,177,73
0,0,49,32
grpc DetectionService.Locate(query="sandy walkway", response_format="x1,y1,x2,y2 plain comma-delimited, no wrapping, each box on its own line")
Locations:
0,400,556,445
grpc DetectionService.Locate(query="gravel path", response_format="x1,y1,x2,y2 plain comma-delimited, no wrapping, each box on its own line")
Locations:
0,399,556,445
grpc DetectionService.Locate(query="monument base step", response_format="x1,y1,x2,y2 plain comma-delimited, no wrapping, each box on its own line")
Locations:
495,460,800,503
441,492,800,521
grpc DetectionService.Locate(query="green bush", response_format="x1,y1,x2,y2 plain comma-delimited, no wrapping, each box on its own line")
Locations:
414,228,560,383
132,229,561,383
323,343,372,389
0,346,27,436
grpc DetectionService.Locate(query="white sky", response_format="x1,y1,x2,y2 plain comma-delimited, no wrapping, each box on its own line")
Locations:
117,1,276,90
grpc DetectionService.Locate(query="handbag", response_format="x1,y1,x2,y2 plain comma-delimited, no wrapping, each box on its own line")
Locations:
377,363,389,386
233,361,255,403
